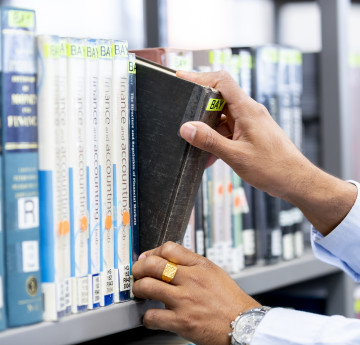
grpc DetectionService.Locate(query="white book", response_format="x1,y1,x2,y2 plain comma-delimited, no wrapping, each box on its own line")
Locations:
98,39,114,306
112,40,130,303
85,39,101,309
67,37,88,313
38,35,71,320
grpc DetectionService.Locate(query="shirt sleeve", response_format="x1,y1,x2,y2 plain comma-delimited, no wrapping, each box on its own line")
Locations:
311,180,360,282
251,308,360,345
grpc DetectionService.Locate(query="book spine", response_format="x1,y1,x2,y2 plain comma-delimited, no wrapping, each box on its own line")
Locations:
183,208,195,252
194,187,205,256
38,35,70,321
112,40,130,302
85,39,100,309
67,37,88,314
128,53,138,299
0,139,5,331
98,39,114,306
1,8,42,326
242,182,256,267
58,38,72,316
203,168,215,262
231,172,245,273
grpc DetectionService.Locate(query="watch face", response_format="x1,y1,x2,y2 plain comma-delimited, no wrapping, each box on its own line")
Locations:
233,311,265,344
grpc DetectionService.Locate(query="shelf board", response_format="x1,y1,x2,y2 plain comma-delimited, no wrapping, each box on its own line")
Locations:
232,250,340,295
0,251,340,345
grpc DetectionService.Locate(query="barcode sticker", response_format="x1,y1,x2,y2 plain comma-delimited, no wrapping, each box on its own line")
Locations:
242,229,255,256
22,241,39,272
119,264,130,291
64,279,71,309
93,275,100,303
57,281,65,312
77,276,88,306
103,268,114,295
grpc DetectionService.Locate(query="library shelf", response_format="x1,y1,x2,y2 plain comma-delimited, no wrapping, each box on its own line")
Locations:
0,251,341,345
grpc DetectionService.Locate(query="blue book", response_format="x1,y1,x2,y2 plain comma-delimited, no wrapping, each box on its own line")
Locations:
1,7,42,327
0,151,6,331
128,53,138,299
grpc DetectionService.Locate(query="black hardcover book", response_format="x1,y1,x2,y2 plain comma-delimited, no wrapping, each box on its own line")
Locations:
135,57,223,253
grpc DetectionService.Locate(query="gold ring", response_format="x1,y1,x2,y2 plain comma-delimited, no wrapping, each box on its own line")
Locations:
161,261,178,283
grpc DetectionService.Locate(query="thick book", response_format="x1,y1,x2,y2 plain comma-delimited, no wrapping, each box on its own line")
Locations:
1,7,42,326
135,57,224,253
128,53,138,299
38,35,71,321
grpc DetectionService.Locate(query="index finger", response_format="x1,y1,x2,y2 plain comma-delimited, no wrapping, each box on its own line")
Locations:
140,241,203,267
176,70,248,107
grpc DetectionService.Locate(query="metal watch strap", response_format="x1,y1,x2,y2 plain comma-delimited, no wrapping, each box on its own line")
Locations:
229,306,271,345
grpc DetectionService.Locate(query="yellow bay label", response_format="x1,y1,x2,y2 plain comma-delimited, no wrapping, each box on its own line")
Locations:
67,43,85,58
98,44,112,59
86,45,99,59
112,42,128,57
44,43,59,59
206,98,225,111
128,60,136,74
8,10,35,29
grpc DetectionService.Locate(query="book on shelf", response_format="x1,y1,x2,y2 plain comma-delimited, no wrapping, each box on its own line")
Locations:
112,40,131,303
85,38,101,310
135,56,224,253
38,35,72,321
128,52,138,299
97,39,114,307
67,37,89,314
0,129,5,331
1,7,43,326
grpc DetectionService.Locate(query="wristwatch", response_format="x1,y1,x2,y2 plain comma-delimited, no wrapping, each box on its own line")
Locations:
229,306,271,345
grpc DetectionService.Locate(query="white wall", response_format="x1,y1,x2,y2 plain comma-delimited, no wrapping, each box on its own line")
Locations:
166,0,275,49
2,0,145,49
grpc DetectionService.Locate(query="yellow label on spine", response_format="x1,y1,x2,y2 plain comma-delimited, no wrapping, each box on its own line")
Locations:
98,44,112,59
44,43,59,59
206,98,225,111
59,41,67,57
112,42,128,57
86,45,99,60
67,43,85,58
128,60,136,74
8,10,35,28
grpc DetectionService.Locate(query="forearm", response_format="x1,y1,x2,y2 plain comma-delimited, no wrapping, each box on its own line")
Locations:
281,162,357,237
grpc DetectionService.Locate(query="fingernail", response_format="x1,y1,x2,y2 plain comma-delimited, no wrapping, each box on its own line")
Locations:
180,123,196,142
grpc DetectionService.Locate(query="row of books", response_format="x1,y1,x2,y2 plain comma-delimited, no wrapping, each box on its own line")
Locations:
0,7,139,330
133,46,305,273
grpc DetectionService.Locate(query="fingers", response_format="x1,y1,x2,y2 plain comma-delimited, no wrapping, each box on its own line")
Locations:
132,254,182,285
180,121,238,161
176,70,248,106
149,241,202,266
142,308,177,332
132,277,177,308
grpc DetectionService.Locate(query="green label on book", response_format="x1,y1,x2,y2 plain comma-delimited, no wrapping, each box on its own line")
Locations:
206,98,225,111
8,10,35,28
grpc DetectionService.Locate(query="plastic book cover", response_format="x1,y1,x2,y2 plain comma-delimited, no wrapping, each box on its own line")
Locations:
38,34,72,321
112,40,130,303
98,39,114,306
1,7,42,326
85,38,101,310
67,37,88,313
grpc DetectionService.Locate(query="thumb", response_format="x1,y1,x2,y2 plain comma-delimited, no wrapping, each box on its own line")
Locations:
180,121,235,160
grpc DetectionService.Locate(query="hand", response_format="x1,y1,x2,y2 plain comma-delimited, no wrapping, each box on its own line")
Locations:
177,70,357,236
132,241,260,345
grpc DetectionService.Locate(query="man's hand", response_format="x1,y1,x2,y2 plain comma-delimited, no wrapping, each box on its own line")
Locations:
177,70,357,236
132,241,260,345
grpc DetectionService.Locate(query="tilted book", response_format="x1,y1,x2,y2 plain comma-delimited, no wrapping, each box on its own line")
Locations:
135,57,224,253
1,7,42,326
